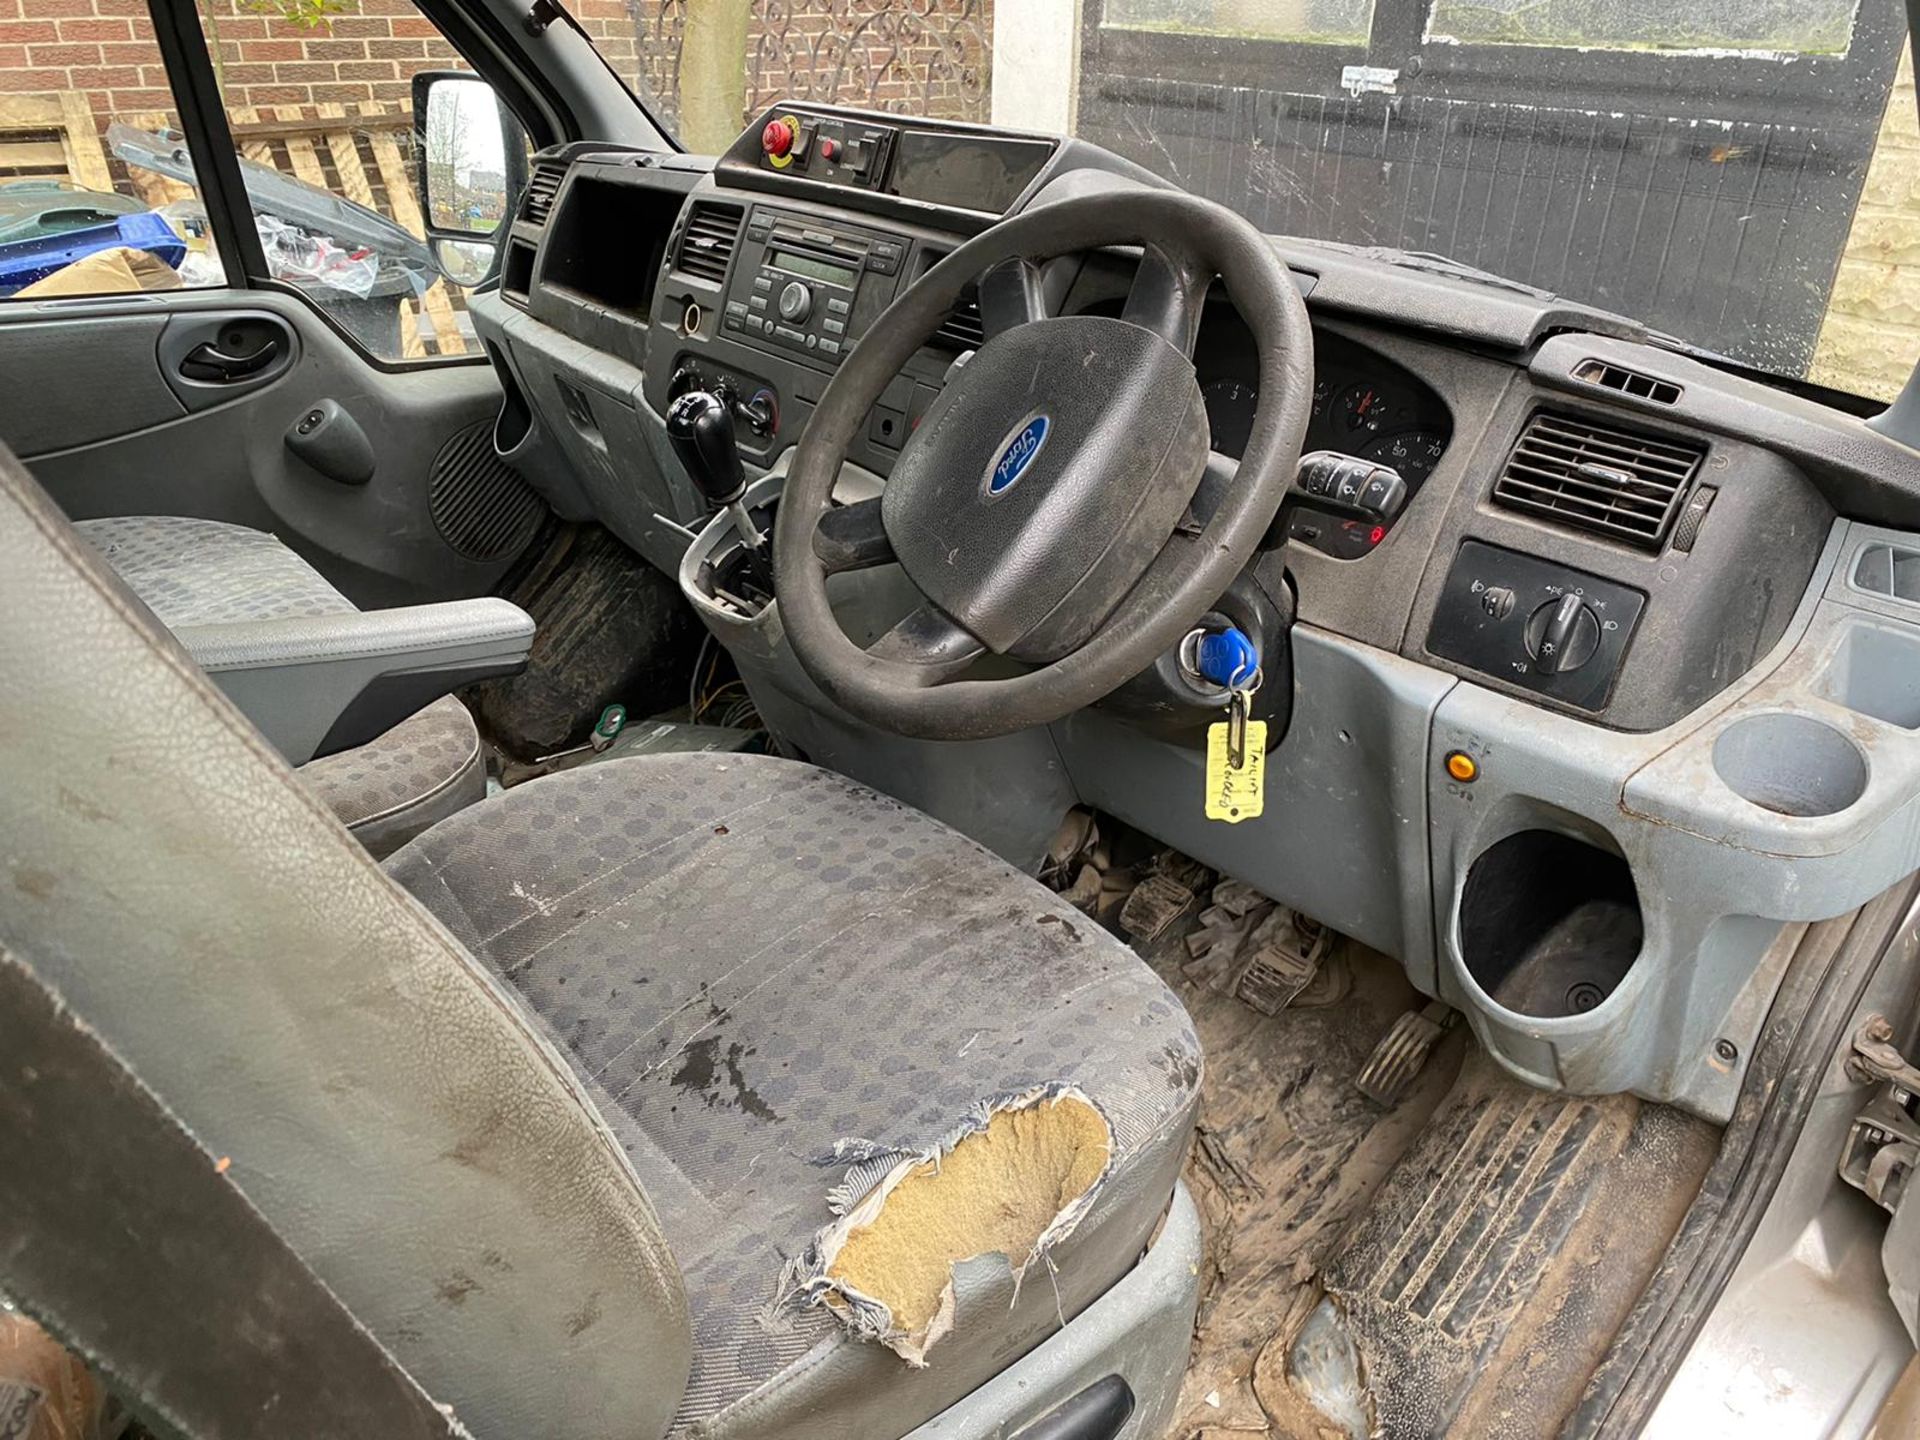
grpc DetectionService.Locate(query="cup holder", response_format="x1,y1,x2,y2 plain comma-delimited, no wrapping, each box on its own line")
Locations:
1460,830,1643,1019
1712,713,1867,818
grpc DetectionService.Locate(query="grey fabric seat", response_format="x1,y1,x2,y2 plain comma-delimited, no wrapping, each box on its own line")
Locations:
71,510,532,766
2,448,1203,1440
297,694,486,857
77,514,487,856
385,756,1202,1438
74,514,353,628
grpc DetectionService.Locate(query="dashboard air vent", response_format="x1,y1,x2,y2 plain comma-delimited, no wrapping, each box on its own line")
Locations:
675,203,743,284
1492,412,1705,550
520,160,567,226
1573,358,1682,405
932,288,985,351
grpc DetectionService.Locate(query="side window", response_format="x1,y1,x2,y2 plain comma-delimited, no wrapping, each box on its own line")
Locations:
1103,0,1375,45
1423,0,1859,54
196,0,528,361
0,0,221,301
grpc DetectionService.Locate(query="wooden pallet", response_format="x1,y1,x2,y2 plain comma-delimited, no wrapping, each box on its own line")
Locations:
0,93,114,193
7,92,467,358
215,101,467,358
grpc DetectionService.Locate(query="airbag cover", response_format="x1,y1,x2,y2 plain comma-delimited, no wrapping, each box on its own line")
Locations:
880,315,1210,660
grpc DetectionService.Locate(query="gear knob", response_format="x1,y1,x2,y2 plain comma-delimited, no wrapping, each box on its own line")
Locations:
666,390,745,508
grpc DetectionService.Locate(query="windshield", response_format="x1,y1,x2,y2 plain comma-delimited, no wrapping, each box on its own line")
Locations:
579,0,1915,401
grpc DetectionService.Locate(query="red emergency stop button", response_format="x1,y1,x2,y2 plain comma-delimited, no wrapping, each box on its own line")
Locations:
762,118,794,158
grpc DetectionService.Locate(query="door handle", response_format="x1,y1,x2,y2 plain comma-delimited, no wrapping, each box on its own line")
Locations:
180,338,281,384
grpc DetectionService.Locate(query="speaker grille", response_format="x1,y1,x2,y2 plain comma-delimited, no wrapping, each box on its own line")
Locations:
428,421,546,561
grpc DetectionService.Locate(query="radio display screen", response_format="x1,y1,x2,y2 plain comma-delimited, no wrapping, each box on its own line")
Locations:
769,248,857,287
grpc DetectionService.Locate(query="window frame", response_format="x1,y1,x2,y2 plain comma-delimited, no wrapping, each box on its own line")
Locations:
145,0,579,370
1080,0,1909,122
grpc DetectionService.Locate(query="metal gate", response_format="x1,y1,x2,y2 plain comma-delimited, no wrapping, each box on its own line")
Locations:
632,0,992,137
1076,0,1908,377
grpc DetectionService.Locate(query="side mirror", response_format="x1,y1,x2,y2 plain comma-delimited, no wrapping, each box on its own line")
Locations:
411,71,528,282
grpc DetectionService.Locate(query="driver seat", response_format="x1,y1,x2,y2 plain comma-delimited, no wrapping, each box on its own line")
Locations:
0,445,1203,1440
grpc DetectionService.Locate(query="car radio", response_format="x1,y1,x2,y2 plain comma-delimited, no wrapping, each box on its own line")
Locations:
721,206,906,369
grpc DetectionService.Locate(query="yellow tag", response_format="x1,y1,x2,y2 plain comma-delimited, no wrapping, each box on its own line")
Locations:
1204,719,1267,823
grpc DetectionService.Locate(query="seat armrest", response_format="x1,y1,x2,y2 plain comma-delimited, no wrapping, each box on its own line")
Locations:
175,598,534,763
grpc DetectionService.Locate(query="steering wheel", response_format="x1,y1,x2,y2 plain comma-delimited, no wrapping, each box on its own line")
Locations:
771,187,1314,741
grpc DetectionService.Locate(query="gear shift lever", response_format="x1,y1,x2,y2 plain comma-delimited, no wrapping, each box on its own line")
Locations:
667,390,763,550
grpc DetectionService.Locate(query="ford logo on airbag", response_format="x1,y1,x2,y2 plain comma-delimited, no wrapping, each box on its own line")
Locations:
985,414,1049,497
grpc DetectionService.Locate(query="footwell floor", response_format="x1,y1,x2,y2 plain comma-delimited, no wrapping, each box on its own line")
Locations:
1141,931,1719,1440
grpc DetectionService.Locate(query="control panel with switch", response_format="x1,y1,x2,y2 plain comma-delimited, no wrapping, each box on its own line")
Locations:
757,109,894,187
1279,450,1411,558
1425,540,1646,712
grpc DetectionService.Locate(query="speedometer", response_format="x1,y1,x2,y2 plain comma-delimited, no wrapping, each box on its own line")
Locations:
1360,429,1446,485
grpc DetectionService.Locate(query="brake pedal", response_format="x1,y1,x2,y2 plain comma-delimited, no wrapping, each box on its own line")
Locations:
1234,909,1331,1015
1357,1001,1459,1107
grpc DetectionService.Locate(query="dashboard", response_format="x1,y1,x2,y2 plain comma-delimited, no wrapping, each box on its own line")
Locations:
466,101,1920,1122
473,106,1916,737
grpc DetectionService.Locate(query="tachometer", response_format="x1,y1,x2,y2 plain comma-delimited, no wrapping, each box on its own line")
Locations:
1202,377,1258,458
1360,429,1446,484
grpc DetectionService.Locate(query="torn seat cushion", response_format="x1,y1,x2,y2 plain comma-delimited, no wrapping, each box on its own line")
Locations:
384,754,1203,1440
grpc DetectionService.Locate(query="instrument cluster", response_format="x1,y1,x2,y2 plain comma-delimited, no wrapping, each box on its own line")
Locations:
1197,318,1451,489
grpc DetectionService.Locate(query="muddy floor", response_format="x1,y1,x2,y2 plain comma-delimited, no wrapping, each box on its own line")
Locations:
1136,923,1718,1439
1141,927,1465,1438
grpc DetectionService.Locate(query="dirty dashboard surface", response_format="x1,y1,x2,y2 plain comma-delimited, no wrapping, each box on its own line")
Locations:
469,104,1920,1126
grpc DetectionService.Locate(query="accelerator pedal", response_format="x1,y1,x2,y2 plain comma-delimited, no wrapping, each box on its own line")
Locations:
1356,1001,1459,1108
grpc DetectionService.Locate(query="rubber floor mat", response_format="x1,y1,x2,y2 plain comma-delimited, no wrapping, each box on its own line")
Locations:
1300,1052,1718,1438
1142,934,1466,1436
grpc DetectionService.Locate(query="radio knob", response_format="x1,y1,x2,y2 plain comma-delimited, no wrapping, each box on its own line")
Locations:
778,280,813,322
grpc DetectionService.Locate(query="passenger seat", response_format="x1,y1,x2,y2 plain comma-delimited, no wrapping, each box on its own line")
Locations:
77,515,524,856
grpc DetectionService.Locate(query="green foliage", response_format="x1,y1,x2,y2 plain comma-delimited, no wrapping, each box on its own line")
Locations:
237,0,357,30
1428,1,1853,56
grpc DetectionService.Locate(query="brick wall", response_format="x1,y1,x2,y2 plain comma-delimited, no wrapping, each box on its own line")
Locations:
0,0,480,122
0,0,990,140
1809,52,1920,402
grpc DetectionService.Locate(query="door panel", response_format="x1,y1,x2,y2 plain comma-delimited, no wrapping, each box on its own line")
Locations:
1,289,534,609
0,311,182,457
